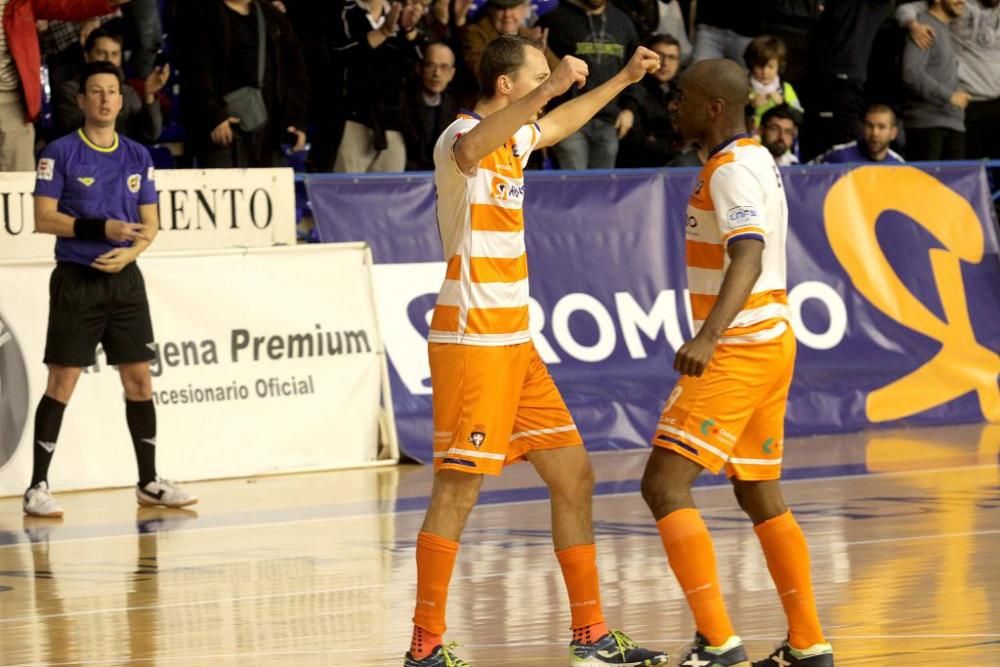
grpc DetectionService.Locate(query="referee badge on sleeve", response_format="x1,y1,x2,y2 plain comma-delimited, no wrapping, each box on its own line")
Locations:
37,158,55,181
127,174,142,193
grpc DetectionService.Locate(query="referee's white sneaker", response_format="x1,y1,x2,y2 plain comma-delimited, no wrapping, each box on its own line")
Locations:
23,482,65,518
136,478,198,508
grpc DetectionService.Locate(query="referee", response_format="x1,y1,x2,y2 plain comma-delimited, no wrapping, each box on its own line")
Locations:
23,61,196,517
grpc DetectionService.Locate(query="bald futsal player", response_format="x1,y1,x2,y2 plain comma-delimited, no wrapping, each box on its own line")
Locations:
640,60,834,667
403,36,669,667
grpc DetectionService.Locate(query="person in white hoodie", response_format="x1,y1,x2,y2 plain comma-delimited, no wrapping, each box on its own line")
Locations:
898,0,1000,158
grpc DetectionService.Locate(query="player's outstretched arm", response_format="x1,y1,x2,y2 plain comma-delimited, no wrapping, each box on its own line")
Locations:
674,239,763,377
535,47,659,150
454,55,589,174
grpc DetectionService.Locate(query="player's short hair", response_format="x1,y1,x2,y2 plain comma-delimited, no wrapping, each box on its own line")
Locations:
642,33,681,51
78,60,125,92
761,103,802,128
478,35,544,99
865,103,898,126
743,35,787,72
83,26,124,55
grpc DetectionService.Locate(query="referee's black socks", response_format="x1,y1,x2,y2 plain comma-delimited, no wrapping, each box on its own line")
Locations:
126,399,158,487
31,395,67,487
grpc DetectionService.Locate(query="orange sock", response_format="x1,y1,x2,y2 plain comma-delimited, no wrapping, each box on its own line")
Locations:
657,508,735,646
556,543,607,642
572,621,609,645
754,511,825,649
411,532,459,659
410,626,443,660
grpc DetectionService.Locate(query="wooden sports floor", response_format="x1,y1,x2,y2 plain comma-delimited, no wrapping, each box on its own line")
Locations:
1,422,997,666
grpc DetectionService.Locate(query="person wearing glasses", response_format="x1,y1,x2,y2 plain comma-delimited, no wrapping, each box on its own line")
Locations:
403,42,459,171
618,32,684,167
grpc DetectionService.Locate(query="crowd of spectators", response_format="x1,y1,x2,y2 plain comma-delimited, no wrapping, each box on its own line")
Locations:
0,0,996,174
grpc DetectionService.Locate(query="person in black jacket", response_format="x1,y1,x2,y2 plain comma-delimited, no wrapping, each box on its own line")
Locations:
281,0,345,171
53,26,168,144
618,32,682,166
690,0,759,62
402,42,458,171
334,0,427,173
539,0,639,169
612,0,660,38
175,0,308,168
800,0,894,160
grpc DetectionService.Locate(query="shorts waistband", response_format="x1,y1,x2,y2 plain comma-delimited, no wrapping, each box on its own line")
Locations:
56,260,139,279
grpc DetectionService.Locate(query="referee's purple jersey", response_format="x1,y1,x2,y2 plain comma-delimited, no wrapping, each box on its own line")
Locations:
34,129,157,266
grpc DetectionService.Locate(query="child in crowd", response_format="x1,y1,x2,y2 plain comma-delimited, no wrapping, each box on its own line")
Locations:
744,35,803,128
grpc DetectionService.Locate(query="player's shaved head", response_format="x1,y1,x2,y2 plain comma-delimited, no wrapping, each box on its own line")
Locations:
683,59,750,117
668,58,753,146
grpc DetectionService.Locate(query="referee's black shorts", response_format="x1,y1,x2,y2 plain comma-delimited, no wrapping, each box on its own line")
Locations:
44,261,156,368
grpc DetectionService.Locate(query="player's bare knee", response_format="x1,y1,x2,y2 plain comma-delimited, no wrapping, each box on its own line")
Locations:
641,468,694,518
547,463,594,505
119,363,153,400
732,479,787,524
122,379,153,401
641,479,693,520
641,449,699,517
639,466,659,508
45,366,82,403
433,470,483,511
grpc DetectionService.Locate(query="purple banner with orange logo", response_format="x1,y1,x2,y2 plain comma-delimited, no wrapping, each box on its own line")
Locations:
307,164,1000,463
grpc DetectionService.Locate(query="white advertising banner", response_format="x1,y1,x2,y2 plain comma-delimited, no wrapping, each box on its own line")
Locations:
0,244,396,496
0,168,296,260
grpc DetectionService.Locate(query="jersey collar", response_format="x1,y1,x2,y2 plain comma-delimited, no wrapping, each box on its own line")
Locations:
78,128,119,153
708,133,752,159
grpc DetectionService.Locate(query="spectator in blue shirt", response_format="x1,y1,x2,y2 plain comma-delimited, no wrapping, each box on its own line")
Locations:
811,104,905,163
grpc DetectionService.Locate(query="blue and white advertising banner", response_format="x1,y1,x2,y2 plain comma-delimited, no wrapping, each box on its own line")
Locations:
307,165,1000,463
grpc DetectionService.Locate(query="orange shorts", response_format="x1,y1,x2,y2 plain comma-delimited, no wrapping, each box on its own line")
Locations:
429,341,581,475
651,325,796,481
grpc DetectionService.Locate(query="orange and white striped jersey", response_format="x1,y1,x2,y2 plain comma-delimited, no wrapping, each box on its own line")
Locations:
428,111,542,346
686,135,789,344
